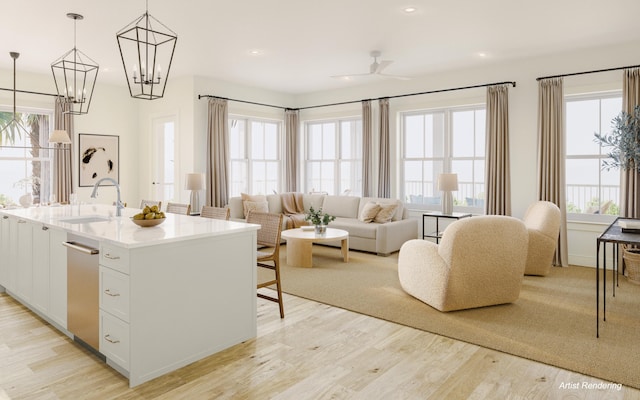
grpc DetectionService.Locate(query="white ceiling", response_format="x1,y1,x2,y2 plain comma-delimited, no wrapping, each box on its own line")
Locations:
2,0,640,95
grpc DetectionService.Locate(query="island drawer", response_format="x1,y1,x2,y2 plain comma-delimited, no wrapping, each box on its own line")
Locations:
100,244,130,274
100,266,130,323
100,311,130,371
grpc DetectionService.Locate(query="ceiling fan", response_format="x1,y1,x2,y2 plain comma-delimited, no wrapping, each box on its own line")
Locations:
331,50,411,81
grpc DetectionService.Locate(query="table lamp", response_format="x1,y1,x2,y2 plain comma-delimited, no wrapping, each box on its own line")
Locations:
49,130,72,145
185,173,204,215
438,173,458,215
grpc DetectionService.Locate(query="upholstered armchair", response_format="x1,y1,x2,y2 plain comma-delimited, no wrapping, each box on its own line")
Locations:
398,216,529,312
523,201,561,276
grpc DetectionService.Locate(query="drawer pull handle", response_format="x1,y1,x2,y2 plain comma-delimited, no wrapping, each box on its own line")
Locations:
104,289,120,297
18,220,27,224
2,215,8,219
42,226,49,231
104,253,121,260
104,334,120,344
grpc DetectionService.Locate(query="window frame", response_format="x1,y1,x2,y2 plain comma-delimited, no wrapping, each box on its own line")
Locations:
0,105,54,207
399,104,486,214
564,90,622,223
228,114,283,197
303,117,363,196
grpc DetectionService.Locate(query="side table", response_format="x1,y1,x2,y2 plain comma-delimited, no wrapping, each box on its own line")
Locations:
422,211,471,243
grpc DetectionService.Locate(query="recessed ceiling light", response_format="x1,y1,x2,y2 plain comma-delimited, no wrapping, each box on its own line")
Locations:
477,52,488,58
248,49,264,56
403,7,417,13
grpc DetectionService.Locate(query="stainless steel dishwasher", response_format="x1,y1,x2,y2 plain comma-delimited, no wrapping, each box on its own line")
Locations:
63,234,100,351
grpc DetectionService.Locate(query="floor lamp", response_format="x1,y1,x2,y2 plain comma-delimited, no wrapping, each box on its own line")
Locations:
438,173,458,215
185,173,204,215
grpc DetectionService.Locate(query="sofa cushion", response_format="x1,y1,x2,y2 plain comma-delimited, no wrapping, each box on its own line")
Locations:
330,218,378,239
374,203,398,223
360,197,404,221
302,194,325,213
359,202,381,223
322,196,361,218
266,194,283,214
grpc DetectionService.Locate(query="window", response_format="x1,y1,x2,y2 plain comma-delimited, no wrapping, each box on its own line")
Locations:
305,118,362,196
0,107,54,207
565,92,622,217
229,116,281,196
401,106,486,211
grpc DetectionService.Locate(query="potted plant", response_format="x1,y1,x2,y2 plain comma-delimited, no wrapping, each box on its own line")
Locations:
594,105,640,173
13,176,40,208
305,206,336,234
594,105,640,284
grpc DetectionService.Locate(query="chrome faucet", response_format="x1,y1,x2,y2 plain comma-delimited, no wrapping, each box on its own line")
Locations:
90,177,124,217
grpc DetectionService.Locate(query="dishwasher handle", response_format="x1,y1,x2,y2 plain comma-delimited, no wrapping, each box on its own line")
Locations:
62,241,100,255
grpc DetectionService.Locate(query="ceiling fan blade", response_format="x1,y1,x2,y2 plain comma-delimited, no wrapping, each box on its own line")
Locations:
377,73,411,80
375,60,393,73
330,72,373,79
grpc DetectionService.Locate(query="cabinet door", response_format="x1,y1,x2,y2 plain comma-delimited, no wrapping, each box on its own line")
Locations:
32,224,51,314
15,219,33,301
0,215,9,289
49,228,67,328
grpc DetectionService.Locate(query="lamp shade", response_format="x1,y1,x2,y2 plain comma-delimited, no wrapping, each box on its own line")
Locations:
49,130,72,144
438,173,458,191
185,173,204,190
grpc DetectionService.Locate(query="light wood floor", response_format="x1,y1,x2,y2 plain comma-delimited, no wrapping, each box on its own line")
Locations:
1,292,639,400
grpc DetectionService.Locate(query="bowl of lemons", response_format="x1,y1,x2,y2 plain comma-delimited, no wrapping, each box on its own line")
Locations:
131,205,166,227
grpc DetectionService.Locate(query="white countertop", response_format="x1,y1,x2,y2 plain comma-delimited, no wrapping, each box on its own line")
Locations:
0,204,259,248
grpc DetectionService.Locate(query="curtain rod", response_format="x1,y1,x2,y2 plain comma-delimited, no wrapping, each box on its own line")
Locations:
0,87,59,98
197,80,517,112
536,64,640,81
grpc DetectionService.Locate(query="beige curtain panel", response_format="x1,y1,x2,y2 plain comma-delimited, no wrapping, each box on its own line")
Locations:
53,97,73,204
206,98,230,207
362,100,373,197
536,77,568,267
621,67,640,218
284,109,299,192
377,98,390,198
484,84,511,216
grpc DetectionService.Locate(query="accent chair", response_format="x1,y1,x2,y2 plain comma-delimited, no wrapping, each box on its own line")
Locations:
522,201,561,276
398,215,529,312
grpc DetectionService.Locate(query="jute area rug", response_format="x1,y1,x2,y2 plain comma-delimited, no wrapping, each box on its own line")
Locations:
266,245,640,389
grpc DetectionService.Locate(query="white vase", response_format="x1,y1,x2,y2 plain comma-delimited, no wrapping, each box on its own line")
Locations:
19,193,33,208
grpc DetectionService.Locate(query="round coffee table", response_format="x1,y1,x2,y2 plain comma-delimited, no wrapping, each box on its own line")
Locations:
281,227,349,268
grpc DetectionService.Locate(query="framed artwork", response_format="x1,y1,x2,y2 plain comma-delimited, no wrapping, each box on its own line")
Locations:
78,134,120,187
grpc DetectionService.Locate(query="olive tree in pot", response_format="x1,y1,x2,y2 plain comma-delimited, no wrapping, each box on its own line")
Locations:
594,104,640,284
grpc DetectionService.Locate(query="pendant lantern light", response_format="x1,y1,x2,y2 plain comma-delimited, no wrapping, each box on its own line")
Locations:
116,0,177,100
51,13,99,115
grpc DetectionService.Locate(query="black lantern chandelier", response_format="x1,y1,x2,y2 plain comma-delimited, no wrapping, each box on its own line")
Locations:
51,13,99,115
116,0,177,100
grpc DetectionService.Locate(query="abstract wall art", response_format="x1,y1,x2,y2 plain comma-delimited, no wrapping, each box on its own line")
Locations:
78,133,120,187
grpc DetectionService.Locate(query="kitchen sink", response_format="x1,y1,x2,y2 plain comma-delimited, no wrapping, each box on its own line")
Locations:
59,215,111,224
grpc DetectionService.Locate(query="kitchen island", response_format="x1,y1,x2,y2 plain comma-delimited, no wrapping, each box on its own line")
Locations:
0,204,259,387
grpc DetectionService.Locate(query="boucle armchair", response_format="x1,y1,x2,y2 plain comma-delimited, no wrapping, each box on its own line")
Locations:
523,201,561,276
398,216,529,312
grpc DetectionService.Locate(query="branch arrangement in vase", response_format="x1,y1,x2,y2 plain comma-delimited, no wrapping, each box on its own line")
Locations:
305,206,336,226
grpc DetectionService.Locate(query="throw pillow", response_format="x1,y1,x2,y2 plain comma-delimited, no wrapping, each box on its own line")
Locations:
243,200,269,216
374,203,398,223
241,193,267,217
359,202,381,223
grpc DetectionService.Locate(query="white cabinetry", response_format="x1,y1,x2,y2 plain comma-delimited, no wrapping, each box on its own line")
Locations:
0,215,11,290
99,243,131,372
48,228,67,328
32,224,51,313
15,218,33,302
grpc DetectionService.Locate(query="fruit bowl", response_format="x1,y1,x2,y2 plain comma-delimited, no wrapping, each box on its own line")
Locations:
131,217,166,227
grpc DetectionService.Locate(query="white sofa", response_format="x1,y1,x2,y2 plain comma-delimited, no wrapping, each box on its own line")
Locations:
228,193,418,256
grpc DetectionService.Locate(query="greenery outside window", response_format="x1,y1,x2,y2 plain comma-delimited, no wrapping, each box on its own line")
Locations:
0,107,54,207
